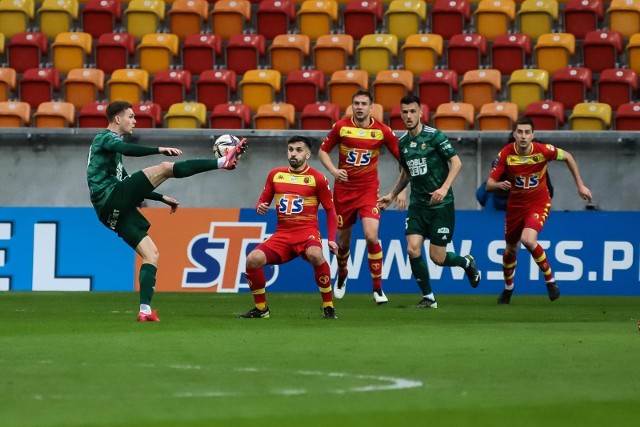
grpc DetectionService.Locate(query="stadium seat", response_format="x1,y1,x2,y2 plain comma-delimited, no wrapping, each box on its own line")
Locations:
51,32,92,74
151,69,191,111
254,103,296,129
210,103,251,129
96,33,135,75
0,101,30,127
563,0,603,40
433,102,474,130
137,33,179,76
284,69,325,112
460,69,502,112
474,0,515,41
182,34,221,76
343,0,383,41
132,102,162,128
491,33,531,76
164,102,207,128
447,34,487,75
78,102,109,128
298,0,338,41
209,0,251,41
534,33,575,76
372,70,414,112
614,102,640,130
627,34,640,74
388,102,429,130
569,102,611,130
507,69,549,111
0,67,16,102
256,0,295,40
417,69,458,111
33,101,74,128
38,0,78,39
124,0,165,40
269,34,310,77
107,69,149,104
63,68,104,110
582,30,623,74
168,0,208,40
328,69,369,111
300,102,340,130
524,100,565,130
401,33,443,76
20,67,60,109
357,34,398,76
597,68,637,110
196,69,237,111
225,34,266,75
476,102,518,130
517,0,559,40
607,0,640,39
385,0,427,41
7,32,47,73
239,69,281,111
344,103,384,122
313,34,354,76
81,0,121,39
431,0,471,41
0,0,34,38
551,67,592,110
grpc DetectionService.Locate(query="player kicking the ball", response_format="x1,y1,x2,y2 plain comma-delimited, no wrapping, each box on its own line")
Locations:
87,101,247,322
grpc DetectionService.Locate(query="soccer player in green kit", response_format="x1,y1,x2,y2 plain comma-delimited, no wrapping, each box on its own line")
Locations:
87,101,246,322
378,95,480,308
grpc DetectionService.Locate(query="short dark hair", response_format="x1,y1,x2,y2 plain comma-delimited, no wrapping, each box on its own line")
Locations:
288,135,312,150
400,95,421,106
106,101,133,123
513,117,535,132
351,90,374,104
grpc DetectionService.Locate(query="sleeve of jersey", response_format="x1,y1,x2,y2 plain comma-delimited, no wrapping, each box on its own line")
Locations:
105,139,160,157
317,174,337,242
256,170,276,209
320,124,339,153
436,131,456,160
384,127,400,159
488,151,507,181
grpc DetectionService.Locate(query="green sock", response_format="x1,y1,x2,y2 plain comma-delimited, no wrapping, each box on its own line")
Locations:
444,252,467,268
139,263,158,305
173,159,218,178
410,256,432,295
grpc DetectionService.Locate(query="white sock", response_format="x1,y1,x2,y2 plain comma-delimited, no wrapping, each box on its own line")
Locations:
424,293,435,300
139,304,152,314
505,284,514,291
216,157,225,168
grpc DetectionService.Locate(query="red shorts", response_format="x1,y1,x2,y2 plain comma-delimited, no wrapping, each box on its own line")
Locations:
256,228,323,264
504,199,552,244
334,184,380,229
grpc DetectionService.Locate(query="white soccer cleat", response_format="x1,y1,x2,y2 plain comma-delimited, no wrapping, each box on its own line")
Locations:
333,276,347,299
373,289,388,305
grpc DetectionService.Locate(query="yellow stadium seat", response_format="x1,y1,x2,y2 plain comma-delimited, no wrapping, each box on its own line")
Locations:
569,102,612,130
313,34,353,76
209,0,251,41
125,0,165,39
0,67,17,102
168,0,208,40
239,69,281,111
372,69,414,112
64,68,104,109
269,34,310,77
433,102,475,130
107,69,149,104
164,102,207,128
33,101,75,128
477,101,518,130
607,0,640,39
328,69,369,111
137,33,179,75
401,33,442,76
517,0,559,40
507,68,549,111
357,33,398,76
0,101,30,127
298,0,338,41
534,33,575,75
254,103,296,129
474,0,515,41
627,33,640,74
385,0,427,41
344,103,384,122
51,32,92,74
0,0,34,38
38,0,79,39
460,69,502,112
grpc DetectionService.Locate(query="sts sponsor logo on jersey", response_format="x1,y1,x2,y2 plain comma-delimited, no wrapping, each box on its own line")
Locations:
278,194,304,214
346,148,372,166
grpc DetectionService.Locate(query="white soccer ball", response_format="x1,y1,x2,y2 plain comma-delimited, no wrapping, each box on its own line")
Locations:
213,134,240,158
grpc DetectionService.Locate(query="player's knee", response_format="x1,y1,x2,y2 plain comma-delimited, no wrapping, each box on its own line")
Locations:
160,161,174,177
429,253,445,266
306,248,325,265
246,250,265,269
407,246,421,259
521,238,537,251
145,249,160,265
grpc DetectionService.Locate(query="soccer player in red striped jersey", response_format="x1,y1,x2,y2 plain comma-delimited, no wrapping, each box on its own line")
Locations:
239,135,339,319
318,90,402,304
486,118,592,304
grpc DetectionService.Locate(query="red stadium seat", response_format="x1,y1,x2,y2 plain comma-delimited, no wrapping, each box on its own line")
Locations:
551,67,592,110
196,69,237,111
417,69,458,111
582,30,623,74
597,68,637,110
209,103,251,129
284,69,325,112
431,0,471,41
20,67,60,109
132,102,162,128
181,34,221,76
563,0,603,40
256,0,295,40
78,102,109,128
447,34,487,75
524,100,565,130
81,0,121,39
96,33,135,75
388,102,429,130
300,102,340,130
225,34,265,75
343,0,383,41
490,33,531,76
151,70,192,111
8,32,48,74
614,102,640,130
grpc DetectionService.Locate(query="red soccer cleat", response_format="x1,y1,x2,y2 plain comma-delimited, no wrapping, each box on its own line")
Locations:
221,137,248,170
137,310,160,322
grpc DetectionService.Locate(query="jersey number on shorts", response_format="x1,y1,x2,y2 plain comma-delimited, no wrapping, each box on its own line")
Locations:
278,194,304,214
514,174,540,189
346,148,372,166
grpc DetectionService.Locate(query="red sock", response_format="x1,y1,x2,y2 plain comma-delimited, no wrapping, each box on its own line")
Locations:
314,262,333,308
502,252,517,287
367,242,383,291
245,267,267,310
530,244,554,283
336,248,349,280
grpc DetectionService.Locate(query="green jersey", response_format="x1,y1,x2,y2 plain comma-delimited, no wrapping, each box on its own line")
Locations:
87,130,158,211
398,125,457,209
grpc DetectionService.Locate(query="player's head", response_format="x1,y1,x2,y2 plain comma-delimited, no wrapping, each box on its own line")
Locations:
400,95,423,132
287,135,312,170
106,101,135,135
351,90,374,123
512,118,535,152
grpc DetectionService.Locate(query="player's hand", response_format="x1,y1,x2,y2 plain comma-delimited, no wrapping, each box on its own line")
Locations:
578,185,592,202
394,189,407,210
159,147,182,156
256,202,270,215
162,196,179,214
498,180,512,191
429,187,447,204
377,194,393,210
328,241,339,255
333,169,348,183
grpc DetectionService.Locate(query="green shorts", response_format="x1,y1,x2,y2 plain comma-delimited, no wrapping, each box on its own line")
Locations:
99,171,154,249
405,202,455,247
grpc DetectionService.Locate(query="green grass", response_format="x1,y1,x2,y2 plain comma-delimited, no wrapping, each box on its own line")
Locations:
1,292,639,427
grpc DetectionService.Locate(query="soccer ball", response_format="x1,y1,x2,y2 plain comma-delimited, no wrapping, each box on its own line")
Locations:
213,134,240,158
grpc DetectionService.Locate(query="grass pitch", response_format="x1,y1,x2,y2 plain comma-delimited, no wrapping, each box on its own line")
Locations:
1,292,639,427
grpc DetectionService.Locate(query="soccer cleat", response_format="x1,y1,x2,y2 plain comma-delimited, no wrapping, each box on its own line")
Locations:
416,297,438,309
333,276,347,299
497,289,513,304
221,137,248,170
373,288,388,305
238,306,270,319
464,254,481,288
137,310,160,322
546,281,560,301
323,306,338,319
